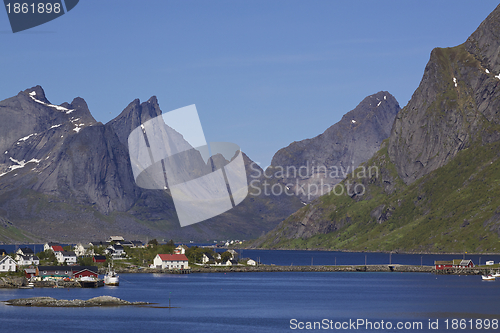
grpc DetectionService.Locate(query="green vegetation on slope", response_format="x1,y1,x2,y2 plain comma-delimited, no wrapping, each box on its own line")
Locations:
0,225,38,243
257,139,500,253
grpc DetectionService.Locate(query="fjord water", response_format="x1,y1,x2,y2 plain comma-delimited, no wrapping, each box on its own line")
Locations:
1,270,500,332
237,249,500,266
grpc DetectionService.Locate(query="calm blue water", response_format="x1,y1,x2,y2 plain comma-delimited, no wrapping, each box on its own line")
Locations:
1,271,499,333
234,249,500,267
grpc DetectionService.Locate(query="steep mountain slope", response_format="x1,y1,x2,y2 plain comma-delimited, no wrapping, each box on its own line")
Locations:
269,91,399,202
0,86,303,243
250,4,500,253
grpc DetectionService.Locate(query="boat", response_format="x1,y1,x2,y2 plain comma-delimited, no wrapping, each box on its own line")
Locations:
104,263,119,286
19,282,34,289
481,274,496,281
492,271,500,278
78,276,104,288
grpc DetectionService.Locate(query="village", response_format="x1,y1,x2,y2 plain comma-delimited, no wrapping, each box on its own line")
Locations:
1,236,500,288
0,236,258,288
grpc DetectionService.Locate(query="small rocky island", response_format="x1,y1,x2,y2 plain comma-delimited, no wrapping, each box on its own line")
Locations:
4,296,150,307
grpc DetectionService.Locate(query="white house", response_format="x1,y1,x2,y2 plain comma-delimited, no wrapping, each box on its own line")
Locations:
16,255,40,266
109,236,124,242
174,245,188,255
130,241,144,248
16,247,34,256
74,243,94,256
202,253,215,264
225,259,238,266
0,255,17,272
227,249,238,259
153,254,189,270
105,244,125,257
55,251,77,264
246,259,257,266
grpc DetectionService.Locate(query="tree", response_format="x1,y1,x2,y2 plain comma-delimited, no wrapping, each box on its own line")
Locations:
77,256,94,266
221,251,232,263
148,239,158,247
186,246,205,263
94,245,105,255
37,250,57,265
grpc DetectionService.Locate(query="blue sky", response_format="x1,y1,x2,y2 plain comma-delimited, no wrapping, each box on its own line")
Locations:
1,1,498,167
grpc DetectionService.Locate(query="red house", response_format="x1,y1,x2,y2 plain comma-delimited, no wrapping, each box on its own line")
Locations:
93,255,106,263
51,245,64,252
24,267,37,278
435,259,474,270
73,268,98,279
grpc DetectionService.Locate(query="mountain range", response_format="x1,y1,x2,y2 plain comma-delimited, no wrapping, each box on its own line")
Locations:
0,87,308,243
0,83,397,243
250,4,500,253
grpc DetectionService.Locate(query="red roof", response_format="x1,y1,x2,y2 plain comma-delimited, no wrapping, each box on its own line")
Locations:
52,245,64,252
158,254,188,261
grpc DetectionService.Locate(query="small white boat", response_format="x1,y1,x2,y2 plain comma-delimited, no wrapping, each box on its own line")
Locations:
79,276,104,288
19,282,34,289
482,274,496,281
104,263,119,286
492,271,500,278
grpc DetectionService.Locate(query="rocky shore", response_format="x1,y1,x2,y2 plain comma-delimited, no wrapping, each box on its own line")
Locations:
189,264,435,273
115,264,496,275
33,280,82,288
4,296,150,307
113,264,435,274
0,276,28,288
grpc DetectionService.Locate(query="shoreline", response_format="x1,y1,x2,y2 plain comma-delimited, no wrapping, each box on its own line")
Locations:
1,265,496,289
112,264,497,275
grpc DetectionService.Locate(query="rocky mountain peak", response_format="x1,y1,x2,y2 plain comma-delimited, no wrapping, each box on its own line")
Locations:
107,96,162,148
62,97,96,126
22,85,50,104
465,4,500,74
269,91,400,202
